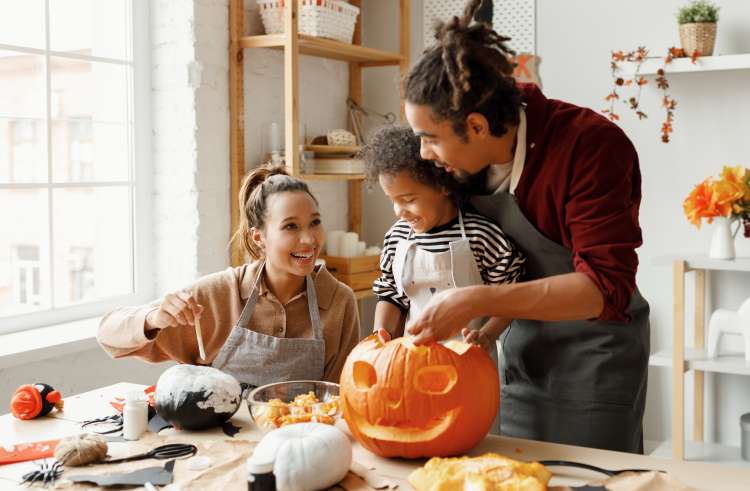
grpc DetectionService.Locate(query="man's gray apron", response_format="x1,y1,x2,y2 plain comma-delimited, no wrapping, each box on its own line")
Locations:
392,211,503,434
471,192,650,453
212,263,326,388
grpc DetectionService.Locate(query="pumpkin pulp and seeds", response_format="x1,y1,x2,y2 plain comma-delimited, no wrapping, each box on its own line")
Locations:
254,391,341,429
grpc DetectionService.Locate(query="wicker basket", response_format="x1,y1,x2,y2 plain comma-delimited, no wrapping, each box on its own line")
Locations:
258,0,360,44
679,22,717,56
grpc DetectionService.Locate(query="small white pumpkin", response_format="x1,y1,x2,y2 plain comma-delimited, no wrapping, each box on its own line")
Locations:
253,423,352,491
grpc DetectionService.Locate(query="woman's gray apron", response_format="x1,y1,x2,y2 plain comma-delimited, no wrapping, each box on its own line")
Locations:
212,263,325,388
471,191,650,453
392,211,503,434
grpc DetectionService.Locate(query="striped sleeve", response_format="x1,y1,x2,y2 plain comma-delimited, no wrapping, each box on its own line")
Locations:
464,213,526,285
372,221,410,311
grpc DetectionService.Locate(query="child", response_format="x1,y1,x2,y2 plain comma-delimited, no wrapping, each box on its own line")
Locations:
97,164,360,386
362,125,525,350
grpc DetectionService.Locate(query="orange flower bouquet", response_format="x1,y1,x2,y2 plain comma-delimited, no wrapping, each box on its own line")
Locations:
683,165,750,237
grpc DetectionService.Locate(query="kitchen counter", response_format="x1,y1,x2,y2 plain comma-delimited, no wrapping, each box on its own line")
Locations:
1,383,749,490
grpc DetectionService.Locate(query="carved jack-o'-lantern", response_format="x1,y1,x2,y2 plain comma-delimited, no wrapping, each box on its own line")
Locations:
340,334,500,458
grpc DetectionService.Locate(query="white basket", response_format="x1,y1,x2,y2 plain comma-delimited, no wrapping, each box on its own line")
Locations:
258,0,360,44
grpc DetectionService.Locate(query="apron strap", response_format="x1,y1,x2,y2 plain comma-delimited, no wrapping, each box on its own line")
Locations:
305,274,323,340
236,263,265,329
458,210,467,239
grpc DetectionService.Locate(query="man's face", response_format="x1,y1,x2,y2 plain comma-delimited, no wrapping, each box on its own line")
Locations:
405,102,489,180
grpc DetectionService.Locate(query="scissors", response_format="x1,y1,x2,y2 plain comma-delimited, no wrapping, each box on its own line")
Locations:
104,443,197,464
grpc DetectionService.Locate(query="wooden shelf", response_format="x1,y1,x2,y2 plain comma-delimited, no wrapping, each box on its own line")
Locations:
305,144,360,154
650,348,750,376
620,53,750,76
647,439,750,469
653,255,750,272
229,0,410,266
239,34,403,65
299,173,365,181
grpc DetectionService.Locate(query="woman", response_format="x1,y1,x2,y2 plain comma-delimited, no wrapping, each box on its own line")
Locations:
402,0,650,454
98,164,360,386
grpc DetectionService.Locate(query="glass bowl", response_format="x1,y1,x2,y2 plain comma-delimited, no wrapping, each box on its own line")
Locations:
246,380,342,432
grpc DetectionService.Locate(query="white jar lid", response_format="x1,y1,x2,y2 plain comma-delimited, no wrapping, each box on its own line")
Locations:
125,390,145,403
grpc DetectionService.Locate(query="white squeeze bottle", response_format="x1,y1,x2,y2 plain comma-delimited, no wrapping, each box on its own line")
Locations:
123,391,148,440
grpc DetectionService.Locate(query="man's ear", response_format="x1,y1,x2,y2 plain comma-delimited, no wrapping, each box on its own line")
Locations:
466,112,490,138
250,227,264,251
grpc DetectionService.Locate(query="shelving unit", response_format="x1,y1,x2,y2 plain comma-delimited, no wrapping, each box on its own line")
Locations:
620,53,750,77
650,255,750,462
228,1,410,299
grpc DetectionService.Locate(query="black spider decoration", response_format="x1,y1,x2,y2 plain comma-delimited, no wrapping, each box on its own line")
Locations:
20,459,63,488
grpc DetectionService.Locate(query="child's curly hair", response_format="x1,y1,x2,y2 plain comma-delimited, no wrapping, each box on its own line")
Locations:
360,125,468,205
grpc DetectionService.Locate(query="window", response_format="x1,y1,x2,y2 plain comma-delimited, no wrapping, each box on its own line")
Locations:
13,245,42,308
0,1,151,333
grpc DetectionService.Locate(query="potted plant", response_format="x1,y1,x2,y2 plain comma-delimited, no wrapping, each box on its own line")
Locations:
677,0,720,56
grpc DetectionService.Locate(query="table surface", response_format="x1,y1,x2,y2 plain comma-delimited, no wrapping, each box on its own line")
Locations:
2,383,749,490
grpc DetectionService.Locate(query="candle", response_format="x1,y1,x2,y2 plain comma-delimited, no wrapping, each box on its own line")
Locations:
327,230,345,256
340,232,359,257
356,241,366,256
365,246,381,256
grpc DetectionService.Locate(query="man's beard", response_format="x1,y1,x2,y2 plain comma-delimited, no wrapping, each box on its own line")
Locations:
439,165,489,196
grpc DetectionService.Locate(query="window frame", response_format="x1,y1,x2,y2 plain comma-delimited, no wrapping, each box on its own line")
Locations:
0,0,153,335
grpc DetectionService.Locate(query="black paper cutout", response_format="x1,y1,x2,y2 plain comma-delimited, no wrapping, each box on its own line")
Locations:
68,459,175,487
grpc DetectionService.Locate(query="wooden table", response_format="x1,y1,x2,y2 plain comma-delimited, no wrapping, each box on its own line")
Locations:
2,383,749,490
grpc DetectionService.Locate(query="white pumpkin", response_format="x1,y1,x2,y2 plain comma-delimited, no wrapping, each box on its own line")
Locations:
253,423,352,491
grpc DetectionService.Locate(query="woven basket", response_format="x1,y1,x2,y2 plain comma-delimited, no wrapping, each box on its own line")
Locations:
679,22,717,56
258,0,360,44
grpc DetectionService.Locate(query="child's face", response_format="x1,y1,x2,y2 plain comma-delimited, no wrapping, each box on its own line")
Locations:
379,171,456,233
254,191,324,278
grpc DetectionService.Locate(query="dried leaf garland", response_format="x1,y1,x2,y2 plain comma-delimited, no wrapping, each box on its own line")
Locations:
603,46,700,143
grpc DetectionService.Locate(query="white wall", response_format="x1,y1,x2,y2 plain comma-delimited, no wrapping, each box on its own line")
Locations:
538,0,750,447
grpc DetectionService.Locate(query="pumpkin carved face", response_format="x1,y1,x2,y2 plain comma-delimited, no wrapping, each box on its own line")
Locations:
340,334,499,458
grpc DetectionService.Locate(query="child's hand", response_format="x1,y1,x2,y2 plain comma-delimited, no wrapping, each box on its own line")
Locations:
461,327,497,354
146,290,204,330
374,328,392,344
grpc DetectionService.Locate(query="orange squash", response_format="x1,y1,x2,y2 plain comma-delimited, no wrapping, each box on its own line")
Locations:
340,334,499,458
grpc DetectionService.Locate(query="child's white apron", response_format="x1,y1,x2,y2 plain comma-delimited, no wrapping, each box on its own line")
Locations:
391,211,501,433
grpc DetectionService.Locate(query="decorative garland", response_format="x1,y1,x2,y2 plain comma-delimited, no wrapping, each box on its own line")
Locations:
603,47,700,143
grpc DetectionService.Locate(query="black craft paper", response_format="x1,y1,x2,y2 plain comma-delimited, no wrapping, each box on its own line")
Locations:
68,459,175,487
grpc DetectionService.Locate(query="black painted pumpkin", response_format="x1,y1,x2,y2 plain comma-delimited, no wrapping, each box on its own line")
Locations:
154,365,242,430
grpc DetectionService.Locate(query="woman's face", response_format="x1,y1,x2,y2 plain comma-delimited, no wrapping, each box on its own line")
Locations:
405,102,491,180
253,191,325,278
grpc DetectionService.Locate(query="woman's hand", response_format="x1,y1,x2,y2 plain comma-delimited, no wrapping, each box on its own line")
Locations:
406,287,479,344
146,290,204,330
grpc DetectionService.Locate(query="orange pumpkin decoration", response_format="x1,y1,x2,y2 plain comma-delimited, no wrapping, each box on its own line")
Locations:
340,334,499,458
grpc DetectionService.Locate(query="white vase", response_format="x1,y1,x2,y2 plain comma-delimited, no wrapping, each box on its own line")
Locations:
709,216,736,260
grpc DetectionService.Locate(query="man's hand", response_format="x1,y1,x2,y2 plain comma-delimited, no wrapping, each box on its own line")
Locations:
406,287,478,345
